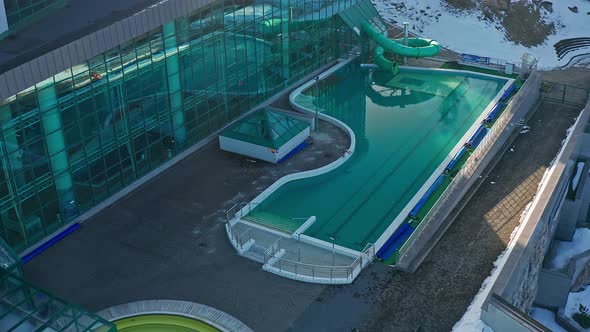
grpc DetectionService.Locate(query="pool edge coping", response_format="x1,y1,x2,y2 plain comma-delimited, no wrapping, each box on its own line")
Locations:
97,299,253,332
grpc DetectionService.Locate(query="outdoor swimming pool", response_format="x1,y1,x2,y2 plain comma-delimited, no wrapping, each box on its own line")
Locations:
246,62,509,251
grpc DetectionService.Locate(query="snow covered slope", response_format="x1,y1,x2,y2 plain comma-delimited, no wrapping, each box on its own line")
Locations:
373,0,590,68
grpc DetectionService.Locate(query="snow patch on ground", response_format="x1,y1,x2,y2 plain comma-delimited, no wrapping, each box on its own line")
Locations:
453,118,576,330
452,202,532,332
530,307,568,332
549,228,590,270
565,286,590,329
374,0,590,68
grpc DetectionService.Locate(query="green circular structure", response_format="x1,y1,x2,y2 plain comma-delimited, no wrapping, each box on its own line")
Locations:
98,300,253,332
115,314,220,332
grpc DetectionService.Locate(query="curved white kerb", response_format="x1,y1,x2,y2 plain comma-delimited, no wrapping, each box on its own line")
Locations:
231,58,358,223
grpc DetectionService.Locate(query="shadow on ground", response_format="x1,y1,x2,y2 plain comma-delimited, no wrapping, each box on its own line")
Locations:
357,101,580,331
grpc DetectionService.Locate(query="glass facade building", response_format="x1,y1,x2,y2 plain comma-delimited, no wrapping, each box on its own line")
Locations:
3,0,65,32
0,0,360,252
0,270,116,331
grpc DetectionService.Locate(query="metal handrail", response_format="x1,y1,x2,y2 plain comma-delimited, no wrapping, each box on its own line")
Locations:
226,202,261,222
263,239,375,282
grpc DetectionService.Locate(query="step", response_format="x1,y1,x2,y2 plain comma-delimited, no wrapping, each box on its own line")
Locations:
243,211,300,233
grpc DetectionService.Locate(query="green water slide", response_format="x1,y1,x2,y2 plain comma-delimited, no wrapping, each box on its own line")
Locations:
361,21,440,74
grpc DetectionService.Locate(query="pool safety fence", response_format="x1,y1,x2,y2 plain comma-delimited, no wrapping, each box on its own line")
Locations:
459,55,525,74
226,202,261,223
261,239,375,284
225,219,254,254
394,70,542,272
226,216,375,284
386,22,535,75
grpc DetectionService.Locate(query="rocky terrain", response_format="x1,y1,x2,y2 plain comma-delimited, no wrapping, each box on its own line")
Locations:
374,0,590,67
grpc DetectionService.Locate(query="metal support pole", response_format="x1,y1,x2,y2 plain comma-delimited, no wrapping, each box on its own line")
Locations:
298,233,301,262
315,77,320,131
0,104,24,222
281,7,292,81
38,81,77,220
330,236,335,266
403,22,409,65
163,21,186,148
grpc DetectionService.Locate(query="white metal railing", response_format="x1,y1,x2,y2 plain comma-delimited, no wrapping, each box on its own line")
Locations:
226,202,259,222
226,220,253,252
262,241,375,283
395,71,542,269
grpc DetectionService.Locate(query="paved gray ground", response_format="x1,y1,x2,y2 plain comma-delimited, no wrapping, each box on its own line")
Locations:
24,119,348,332
360,101,581,332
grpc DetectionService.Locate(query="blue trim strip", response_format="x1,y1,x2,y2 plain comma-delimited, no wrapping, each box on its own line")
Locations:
22,223,80,263
376,223,415,260
485,102,504,123
409,175,446,219
500,83,516,102
466,124,486,147
277,140,309,164
377,222,411,259
445,147,467,173
470,126,489,148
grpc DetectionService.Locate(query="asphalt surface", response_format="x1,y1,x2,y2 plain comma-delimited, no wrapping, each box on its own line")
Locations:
24,119,349,332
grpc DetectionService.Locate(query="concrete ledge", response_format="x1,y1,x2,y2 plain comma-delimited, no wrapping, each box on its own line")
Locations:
233,58,358,222
97,299,253,332
292,216,317,238
298,234,360,258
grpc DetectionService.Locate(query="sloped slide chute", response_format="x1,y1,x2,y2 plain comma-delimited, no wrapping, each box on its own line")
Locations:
361,21,441,74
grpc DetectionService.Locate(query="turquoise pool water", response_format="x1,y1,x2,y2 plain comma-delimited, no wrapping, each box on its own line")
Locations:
248,63,508,251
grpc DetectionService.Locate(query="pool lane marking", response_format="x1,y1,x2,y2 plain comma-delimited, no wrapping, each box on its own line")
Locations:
312,77,476,238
